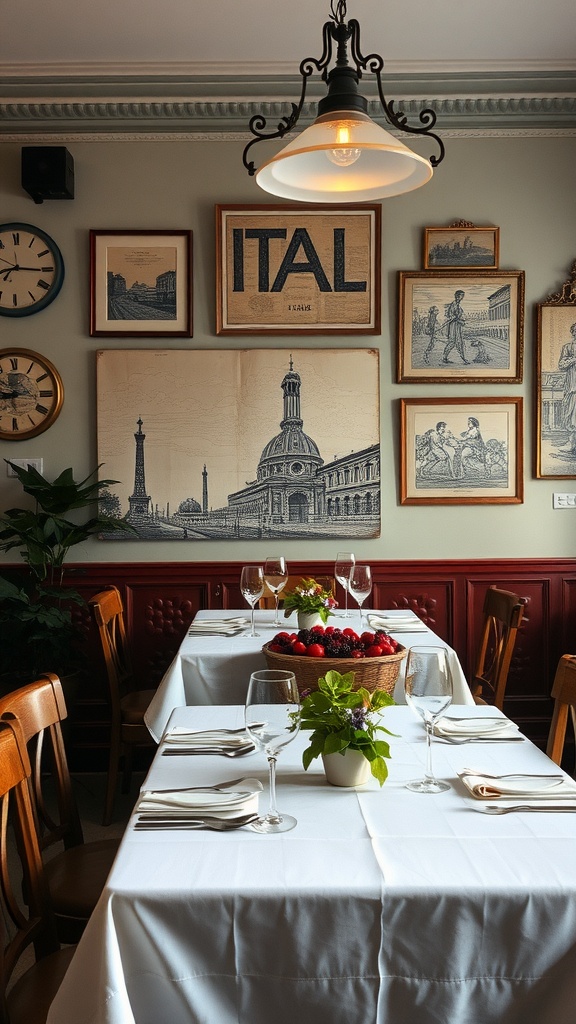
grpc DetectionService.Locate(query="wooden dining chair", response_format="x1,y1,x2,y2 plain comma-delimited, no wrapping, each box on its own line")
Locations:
471,585,527,710
0,717,76,1024
260,575,336,611
89,586,156,825
0,673,119,944
546,654,576,767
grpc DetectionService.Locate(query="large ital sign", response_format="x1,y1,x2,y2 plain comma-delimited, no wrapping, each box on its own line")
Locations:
216,204,381,335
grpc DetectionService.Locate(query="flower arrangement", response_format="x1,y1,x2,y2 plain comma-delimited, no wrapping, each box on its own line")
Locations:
282,577,337,624
298,669,395,785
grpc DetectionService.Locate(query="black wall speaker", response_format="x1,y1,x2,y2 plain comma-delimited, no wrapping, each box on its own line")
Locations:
21,147,75,204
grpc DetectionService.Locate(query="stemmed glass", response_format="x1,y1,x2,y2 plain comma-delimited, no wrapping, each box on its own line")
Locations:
335,552,355,618
240,565,264,637
245,669,301,833
264,556,288,627
404,646,453,794
348,564,371,631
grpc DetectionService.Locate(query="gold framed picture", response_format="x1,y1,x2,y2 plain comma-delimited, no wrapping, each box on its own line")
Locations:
535,260,576,478
423,223,500,270
215,204,381,335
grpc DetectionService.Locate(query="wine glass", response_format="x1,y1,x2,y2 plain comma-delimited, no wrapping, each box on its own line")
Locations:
264,556,288,627
348,564,371,631
245,669,301,833
404,646,453,794
240,565,264,637
335,552,355,618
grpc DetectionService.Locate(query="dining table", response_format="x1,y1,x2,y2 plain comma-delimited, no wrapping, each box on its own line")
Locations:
48,703,576,1024
144,607,474,742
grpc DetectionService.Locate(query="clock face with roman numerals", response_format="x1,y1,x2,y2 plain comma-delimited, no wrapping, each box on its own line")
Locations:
0,223,64,317
0,349,63,440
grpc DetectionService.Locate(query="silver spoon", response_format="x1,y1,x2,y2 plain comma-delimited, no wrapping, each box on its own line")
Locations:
134,813,259,831
478,804,576,814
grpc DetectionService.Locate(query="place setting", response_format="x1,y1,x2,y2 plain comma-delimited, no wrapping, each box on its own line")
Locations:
187,616,250,637
160,722,264,757
133,777,264,831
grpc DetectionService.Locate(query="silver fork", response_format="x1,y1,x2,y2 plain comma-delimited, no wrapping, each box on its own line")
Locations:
461,768,564,780
478,804,576,815
161,744,255,757
134,813,259,831
150,776,262,794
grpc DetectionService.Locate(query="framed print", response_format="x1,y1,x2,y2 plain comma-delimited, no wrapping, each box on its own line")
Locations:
215,204,381,335
424,222,500,269
96,348,381,540
535,260,576,478
400,396,523,505
397,269,524,383
90,230,192,337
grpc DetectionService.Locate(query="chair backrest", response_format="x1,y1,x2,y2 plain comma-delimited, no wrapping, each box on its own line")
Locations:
88,586,133,708
471,585,527,710
0,674,83,856
260,575,336,610
0,718,59,1022
546,655,576,766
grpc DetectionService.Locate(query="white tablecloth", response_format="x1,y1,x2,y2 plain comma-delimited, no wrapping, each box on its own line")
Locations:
145,609,473,741
49,705,576,1024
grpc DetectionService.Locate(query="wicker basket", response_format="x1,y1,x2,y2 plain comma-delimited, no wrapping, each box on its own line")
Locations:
262,642,407,697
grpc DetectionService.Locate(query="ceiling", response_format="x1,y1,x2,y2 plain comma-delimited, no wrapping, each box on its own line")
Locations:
2,0,576,137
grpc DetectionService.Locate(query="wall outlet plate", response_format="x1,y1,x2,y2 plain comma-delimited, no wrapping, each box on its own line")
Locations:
553,493,576,509
6,458,43,477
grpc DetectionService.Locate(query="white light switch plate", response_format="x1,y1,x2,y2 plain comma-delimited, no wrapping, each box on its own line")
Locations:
553,492,576,509
6,458,43,477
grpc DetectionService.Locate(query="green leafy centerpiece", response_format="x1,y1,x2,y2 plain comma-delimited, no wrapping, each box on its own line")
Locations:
299,669,395,786
282,577,337,624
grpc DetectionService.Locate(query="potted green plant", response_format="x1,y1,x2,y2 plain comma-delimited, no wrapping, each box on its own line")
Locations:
282,577,338,629
0,460,135,686
298,669,395,787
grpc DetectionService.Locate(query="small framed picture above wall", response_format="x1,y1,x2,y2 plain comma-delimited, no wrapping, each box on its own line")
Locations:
89,230,193,337
215,204,381,335
423,221,500,270
397,269,525,384
400,396,523,506
535,260,576,479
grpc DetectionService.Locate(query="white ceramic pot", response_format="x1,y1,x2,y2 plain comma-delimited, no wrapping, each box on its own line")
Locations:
322,749,371,788
297,611,324,630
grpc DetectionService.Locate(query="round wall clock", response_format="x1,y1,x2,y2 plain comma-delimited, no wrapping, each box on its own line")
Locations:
0,223,65,317
0,349,64,440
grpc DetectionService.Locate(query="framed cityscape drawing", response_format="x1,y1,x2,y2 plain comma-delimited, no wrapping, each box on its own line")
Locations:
400,396,523,505
96,348,381,540
89,230,193,337
423,222,500,269
535,260,576,478
215,204,381,335
397,269,524,383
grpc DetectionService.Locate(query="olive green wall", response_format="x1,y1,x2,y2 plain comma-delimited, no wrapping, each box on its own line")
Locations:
0,135,575,562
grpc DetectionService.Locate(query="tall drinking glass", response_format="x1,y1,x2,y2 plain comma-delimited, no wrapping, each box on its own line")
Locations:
348,564,372,631
404,646,453,794
264,556,288,627
240,565,264,637
245,669,301,833
335,552,355,618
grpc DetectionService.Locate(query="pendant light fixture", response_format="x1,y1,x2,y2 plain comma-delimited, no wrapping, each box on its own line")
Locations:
242,0,445,203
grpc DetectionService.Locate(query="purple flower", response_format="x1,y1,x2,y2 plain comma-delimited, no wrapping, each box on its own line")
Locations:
347,707,369,731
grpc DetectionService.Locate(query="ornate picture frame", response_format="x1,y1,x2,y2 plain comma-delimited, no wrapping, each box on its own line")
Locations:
397,269,524,383
423,220,500,270
215,204,381,335
400,396,523,505
535,260,576,479
89,230,193,337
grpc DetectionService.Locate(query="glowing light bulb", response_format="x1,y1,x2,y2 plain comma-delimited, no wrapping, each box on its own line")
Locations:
326,123,361,167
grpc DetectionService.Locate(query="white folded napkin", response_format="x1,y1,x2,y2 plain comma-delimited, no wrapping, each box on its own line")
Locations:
434,717,518,739
188,624,245,635
164,728,251,748
137,781,261,818
367,614,428,633
458,771,576,800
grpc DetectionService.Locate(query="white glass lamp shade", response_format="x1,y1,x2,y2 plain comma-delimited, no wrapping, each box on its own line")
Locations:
255,110,433,203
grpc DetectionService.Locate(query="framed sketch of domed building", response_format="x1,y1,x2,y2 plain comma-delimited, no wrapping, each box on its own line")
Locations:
96,348,380,540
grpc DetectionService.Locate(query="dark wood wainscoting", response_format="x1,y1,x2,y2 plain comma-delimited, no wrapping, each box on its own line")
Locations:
2,558,575,769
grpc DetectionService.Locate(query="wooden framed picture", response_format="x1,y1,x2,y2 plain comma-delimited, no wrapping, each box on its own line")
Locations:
535,260,576,478
397,269,524,383
215,204,381,335
423,222,500,270
400,396,523,505
89,230,193,337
